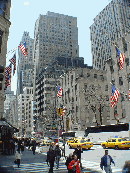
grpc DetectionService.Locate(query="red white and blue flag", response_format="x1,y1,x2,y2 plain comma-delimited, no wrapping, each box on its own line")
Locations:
5,63,12,74
57,86,63,98
111,85,119,108
117,48,125,70
19,42,28,57
63,107,66,117
9,52,16,75
129,89,130,101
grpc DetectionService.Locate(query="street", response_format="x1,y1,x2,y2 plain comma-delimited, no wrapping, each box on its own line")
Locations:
0,146,101,173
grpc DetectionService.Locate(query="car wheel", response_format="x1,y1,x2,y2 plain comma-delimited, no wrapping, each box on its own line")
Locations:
88,148,90,150
115,145,119,150
103,145,106,149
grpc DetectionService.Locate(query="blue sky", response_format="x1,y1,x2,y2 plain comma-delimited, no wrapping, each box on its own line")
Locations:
6,0,112,95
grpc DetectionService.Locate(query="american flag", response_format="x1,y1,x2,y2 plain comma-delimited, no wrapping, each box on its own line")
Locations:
9,52,16,75
57,86,63,98
62,107,66,117
19,42,28,57
9,53,16,65
111,85,119,108
5,70,8,78
6,63,12,74
117,48,125,70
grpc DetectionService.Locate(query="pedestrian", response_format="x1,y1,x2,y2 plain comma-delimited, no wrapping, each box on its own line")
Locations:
21,139,24,154
46,146,55,173
74,146,83,169
28,139,31,150
122,160,130,173
15,149,21,168
17,139,22,152
100,149,115,173
65,153,73,173
68,154,81,173
32,139,36,155
54,145,61,169
8,140,11,155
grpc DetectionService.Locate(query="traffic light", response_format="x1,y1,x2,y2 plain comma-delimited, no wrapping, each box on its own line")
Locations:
57,108,60,115
0,65,4,90
60,108,63,115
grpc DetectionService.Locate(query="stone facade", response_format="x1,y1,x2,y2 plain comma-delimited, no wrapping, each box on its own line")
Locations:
57,68,110,131
0,0,11,119
106,34,130,124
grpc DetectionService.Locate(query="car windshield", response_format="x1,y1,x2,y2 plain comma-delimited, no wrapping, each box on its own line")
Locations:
80,140,85,143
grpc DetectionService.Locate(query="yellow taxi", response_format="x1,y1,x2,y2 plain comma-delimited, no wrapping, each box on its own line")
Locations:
101,138,130,150
67,137,77,144
68,139,93,150
40,140,52,146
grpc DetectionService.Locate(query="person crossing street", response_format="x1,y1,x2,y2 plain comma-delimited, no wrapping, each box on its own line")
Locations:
100,149,115,173
54,145,61,169
46,146,55,173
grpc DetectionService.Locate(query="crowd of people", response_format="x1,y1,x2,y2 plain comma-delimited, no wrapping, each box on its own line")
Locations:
2,137,130,173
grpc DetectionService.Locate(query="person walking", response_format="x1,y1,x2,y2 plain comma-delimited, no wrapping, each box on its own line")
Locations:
100,149,115,173
32,139,36,155
15,149,21,168
17,139,22,152
46,146,55,173
74,146,83,170
54,145,61,169
65,153,73,173
68,154,81,173
122,160,130,173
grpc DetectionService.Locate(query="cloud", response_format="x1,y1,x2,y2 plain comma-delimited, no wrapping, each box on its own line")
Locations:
24,2,29,5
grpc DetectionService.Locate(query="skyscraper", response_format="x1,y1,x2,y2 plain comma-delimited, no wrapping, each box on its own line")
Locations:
33,11,79,93
17,31,34,95
90,0,130,70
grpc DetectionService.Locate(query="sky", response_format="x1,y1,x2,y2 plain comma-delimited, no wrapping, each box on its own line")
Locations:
6,0,112,95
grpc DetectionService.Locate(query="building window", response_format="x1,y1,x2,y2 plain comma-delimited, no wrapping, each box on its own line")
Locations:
119,77,123,86
94,74,97,79
87,73,90,77
76,106,78,112
27,89,29,94
0,30,3,53
0,0,7,17
100,75,104,81
105,85,108,91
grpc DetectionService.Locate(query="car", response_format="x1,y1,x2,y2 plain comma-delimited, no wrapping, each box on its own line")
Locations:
67,137,78,144
101,138,130,150
68,139,93,150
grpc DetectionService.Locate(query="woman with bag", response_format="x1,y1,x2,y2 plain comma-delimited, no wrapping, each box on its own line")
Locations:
68,154,81,173
15,150,21,168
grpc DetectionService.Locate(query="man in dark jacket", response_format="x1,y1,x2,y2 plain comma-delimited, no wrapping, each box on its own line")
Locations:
100,149,115,173
65,153,73,173
74,145,83,169
32,139,36,155
54,145,61,169
46,146,55,173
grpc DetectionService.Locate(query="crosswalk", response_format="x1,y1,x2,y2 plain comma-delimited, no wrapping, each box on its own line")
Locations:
12,159,122,173
13,160,68,173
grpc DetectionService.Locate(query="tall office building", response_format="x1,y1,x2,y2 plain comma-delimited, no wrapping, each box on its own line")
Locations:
17,31,34,96
90,0,130,70
33,11,79,94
